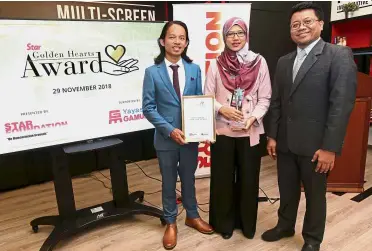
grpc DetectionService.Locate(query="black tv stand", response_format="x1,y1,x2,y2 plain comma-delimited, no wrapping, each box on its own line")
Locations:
30,138,165,251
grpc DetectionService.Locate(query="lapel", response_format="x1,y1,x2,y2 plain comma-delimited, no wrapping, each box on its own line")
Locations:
289,39,325,97
157,61,180,103
183,59,191,96
285,51,297,100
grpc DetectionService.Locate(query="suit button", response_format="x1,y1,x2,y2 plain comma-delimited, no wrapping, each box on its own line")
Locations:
288,117,292,122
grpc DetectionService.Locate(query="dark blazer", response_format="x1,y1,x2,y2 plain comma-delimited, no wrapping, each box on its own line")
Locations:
142,59,203,151
267,39,357,156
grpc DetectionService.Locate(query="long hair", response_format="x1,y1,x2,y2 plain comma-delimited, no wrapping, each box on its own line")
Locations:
154,20,193,65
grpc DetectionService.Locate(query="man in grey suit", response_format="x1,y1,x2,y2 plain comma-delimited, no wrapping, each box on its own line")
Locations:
262,2,357,251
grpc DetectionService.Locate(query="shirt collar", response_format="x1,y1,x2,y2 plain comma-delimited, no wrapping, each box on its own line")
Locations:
297,37,321,56
164,57,183,68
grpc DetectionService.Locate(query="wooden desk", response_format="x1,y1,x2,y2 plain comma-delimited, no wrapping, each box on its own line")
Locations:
327,72,372,192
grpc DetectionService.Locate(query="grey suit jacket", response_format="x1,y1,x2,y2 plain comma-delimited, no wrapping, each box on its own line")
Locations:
267,39,357,156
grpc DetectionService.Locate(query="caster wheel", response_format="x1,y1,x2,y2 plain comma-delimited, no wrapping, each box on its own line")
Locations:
32,225,39,233
138,195,144,203
161,219,166,226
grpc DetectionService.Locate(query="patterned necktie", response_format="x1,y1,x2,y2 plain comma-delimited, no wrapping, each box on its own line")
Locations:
169,64,181,100
293,49,307,82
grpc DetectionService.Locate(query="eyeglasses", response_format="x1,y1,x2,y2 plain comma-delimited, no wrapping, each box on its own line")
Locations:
290,18,319,30
226,31,245,38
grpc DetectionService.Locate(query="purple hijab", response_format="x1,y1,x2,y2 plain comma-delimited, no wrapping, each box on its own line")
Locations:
216,17,262,96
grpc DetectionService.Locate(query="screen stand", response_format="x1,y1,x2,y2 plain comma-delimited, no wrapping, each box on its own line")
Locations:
30,138,165,251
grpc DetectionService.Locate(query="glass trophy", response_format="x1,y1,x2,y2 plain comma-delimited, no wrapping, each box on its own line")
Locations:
229,88,246,129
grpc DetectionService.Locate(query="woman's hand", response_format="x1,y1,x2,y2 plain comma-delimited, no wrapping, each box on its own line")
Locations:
230,116,256,131
219,106,244,122
244,116,256,130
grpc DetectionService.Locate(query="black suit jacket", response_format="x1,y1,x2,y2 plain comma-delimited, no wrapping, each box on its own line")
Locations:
267,39,357,156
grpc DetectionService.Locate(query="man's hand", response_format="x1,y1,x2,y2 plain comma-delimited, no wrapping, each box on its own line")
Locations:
312,149,336,173
170,128,187,145
267,137,277,160
219,106,244,122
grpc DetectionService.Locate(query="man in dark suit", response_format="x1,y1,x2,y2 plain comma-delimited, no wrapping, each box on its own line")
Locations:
142,21,213,250
262,2,357,251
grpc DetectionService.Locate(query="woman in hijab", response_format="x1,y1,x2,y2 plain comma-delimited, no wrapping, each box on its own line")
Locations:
204,17,272,239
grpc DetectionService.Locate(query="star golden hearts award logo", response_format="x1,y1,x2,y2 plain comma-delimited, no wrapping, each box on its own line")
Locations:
21,43,139,78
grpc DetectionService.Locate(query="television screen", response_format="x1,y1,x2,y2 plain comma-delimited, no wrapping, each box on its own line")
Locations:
0,19,164,154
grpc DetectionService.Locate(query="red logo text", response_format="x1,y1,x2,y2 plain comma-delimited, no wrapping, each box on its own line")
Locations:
5,120,68,133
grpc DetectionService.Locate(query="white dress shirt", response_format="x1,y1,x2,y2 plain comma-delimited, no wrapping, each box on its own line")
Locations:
164,57,186,97
293,37,321,73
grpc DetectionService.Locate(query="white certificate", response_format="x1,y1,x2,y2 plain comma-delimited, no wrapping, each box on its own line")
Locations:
182,95,216,143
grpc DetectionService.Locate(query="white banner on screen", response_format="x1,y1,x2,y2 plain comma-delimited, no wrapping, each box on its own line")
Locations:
173,3,252,177
173,3,251,83
0,20,164,154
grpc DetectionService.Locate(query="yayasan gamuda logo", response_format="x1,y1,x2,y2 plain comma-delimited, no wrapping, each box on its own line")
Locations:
21,44,139,78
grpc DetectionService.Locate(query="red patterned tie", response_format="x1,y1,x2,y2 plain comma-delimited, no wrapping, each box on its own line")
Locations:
169,64,181,100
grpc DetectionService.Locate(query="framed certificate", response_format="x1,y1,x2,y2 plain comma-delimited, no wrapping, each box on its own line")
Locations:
182,95,216,143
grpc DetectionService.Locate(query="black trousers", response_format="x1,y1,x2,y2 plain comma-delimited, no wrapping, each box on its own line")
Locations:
277,150,327,245
209,135,261,238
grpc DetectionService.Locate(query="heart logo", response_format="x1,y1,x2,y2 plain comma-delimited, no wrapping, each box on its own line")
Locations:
105,45,126,63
